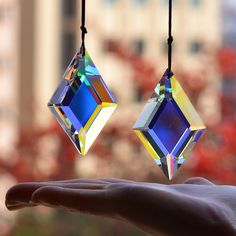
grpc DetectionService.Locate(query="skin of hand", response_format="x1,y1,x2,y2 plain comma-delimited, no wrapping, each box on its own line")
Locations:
5,177,236,236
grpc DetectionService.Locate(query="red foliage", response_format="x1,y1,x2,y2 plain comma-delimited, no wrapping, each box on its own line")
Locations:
0,124,77,182
0,42,236,184
218,47,236,78
107,41,236,184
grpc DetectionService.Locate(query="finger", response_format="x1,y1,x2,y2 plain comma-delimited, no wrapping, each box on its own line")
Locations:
6,182,106,209
5,178,137,211
6,183,43,209
183,177,214,185
51,178,109,184
96,178,136,184
61,178,136,184
31,186,116,217
5,177,135,207
61,183,105,190
7,202,38,211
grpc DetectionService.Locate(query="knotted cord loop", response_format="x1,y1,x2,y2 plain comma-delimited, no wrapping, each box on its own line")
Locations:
80,0,87,56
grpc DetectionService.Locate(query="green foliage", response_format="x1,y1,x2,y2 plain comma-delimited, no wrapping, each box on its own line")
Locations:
11,209,147,236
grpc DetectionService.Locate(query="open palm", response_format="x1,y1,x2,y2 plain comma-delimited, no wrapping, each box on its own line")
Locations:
5,177,236,236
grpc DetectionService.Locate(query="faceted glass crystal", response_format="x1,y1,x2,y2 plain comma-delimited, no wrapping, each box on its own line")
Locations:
133,70,205,180
48,50,117,155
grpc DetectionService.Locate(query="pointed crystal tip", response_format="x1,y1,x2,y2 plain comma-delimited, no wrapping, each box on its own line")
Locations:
134,70,205,179
48,50,117,155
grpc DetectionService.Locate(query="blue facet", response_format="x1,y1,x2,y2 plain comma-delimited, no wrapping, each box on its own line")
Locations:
146,129,168,156
150,99,189,153
69,83,97,126
50,80,69,105
61,87,77,106
172,128,192,156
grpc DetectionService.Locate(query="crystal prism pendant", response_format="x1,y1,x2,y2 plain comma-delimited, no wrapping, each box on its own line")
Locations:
133,70,205,180
48,49,117,155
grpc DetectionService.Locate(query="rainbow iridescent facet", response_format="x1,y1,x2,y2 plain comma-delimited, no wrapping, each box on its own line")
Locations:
48,49,117,155
133,70,205,180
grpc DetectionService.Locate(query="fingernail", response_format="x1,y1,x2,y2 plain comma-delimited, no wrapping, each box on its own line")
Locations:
6,200,37,208
6,202,28,211
7,205,25,211
6,201,23,207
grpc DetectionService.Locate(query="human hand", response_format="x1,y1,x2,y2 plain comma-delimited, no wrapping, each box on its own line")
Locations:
5,177,236,236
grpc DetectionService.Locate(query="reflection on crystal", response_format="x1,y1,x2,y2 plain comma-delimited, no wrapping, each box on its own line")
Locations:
48,49,117,155
133,70,205,180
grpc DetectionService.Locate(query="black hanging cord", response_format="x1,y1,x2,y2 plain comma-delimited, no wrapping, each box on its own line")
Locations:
80,0,87,55
167,0,173,77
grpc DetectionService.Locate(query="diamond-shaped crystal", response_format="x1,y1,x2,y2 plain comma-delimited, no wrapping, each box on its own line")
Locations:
133,70,205,180
48,50,117,155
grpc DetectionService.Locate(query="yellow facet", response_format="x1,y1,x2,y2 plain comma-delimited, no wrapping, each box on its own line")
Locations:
171,76,205,131
134,130,160,159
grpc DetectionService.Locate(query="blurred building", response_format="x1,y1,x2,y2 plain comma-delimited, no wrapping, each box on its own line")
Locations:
86,0,222,122
0,0,79,153
32,0,224,123
0,0,223,155
0,0,19,154
88,0,221,70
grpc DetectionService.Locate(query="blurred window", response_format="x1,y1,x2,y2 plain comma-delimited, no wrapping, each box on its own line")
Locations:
103,0,118,4
189,0,201,7
62,32,76,71
132,39,145,55
134,87,143,102
133,0,148,5
62,0,76,17
189,41,202,54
